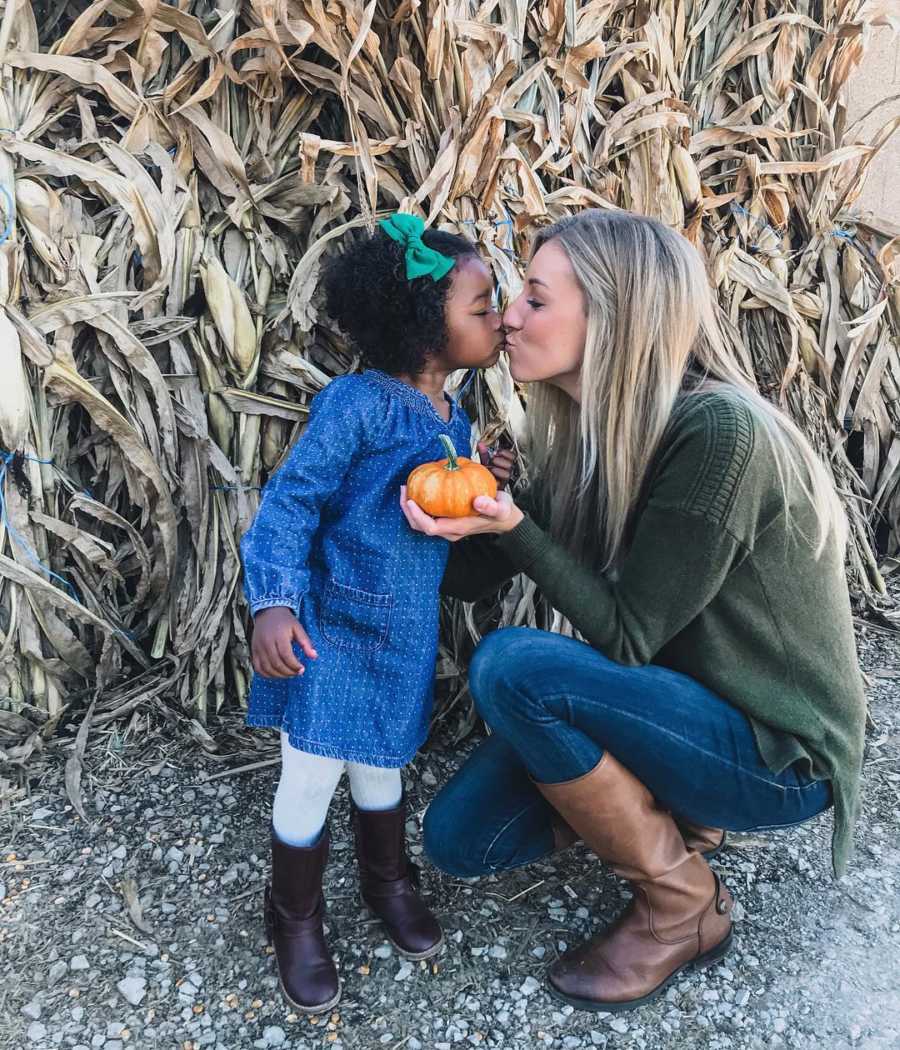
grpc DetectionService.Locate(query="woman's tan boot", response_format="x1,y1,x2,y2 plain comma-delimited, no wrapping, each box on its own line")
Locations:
536,753,733,1012
265,827,341,1014
550,815,727,858
676,820,727,858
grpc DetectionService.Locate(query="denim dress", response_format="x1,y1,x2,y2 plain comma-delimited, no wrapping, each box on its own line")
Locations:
240,370,472,767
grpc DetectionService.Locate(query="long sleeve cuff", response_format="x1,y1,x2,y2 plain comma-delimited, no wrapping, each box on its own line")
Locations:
248,592,304,618
495,514,553,572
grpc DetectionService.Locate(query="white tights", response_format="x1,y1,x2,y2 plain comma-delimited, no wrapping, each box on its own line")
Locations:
272,732,403,847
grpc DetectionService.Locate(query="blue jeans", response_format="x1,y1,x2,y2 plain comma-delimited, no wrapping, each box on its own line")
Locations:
424,628,832,877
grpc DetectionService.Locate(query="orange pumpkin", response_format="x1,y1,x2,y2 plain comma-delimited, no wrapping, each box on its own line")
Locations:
406,434,497,518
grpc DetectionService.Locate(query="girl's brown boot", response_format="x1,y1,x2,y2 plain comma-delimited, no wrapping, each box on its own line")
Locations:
265,827,341,1013
352,799,444,960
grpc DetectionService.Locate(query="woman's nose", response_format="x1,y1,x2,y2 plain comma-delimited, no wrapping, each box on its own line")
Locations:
503,296,523,330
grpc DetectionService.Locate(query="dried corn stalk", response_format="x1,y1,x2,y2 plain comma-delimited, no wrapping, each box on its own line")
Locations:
0,0,899,757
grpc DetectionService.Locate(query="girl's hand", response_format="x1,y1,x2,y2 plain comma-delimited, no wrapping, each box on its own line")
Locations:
251,607,318,678
400,486,524,541
477,441,515,490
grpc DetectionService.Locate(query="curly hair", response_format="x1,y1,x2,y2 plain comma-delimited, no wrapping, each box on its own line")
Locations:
321,225,479,375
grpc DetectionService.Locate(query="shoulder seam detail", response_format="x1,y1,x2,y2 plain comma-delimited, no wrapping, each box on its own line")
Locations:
678,399,756,525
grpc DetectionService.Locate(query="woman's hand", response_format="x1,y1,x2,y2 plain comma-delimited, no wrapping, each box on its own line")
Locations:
251,607,318,678
400,486,524,541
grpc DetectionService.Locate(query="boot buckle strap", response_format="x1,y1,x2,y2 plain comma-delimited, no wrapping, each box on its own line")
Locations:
267,896,325,935
364,876,415,900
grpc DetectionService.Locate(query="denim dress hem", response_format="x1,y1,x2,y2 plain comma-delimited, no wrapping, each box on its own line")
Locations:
245,713,427,769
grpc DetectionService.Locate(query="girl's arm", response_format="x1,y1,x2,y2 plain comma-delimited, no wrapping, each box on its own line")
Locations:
240,377,372,617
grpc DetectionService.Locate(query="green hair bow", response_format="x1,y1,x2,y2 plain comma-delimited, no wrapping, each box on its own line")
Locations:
378,213,455,282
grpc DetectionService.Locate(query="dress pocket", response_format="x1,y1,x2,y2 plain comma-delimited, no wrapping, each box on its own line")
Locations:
320,579,393,653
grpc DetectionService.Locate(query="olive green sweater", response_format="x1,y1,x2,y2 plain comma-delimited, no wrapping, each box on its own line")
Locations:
442,390,866,876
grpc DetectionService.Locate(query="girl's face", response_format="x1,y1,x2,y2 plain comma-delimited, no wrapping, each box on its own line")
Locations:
439,255,505,370
502,239,587,400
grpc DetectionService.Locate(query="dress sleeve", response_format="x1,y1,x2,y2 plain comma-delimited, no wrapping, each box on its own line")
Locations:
239,377,373,617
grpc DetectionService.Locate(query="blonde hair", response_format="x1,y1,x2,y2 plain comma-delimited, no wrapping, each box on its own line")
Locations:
525,209,846,571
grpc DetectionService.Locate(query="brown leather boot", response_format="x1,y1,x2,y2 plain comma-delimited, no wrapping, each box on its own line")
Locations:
551,816,727,859
537,754,733,1012
265,827,341,1014
677,820,727,858
352,799,444,960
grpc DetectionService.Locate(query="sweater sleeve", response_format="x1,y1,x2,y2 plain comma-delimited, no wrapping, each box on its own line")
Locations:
239,376,374,617
495,397,763,665
440,486,542,602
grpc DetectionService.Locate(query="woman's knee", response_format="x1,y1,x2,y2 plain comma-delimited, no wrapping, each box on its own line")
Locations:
423,789,484,877
423,733,518,877
424,787,557,877
469,627,541,723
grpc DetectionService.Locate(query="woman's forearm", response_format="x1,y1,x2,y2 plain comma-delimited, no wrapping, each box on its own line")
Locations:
495,508,744,665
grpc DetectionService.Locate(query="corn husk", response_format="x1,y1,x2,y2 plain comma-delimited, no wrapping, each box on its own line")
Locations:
0,309,30,450
0,0,898,755
200,245,259,384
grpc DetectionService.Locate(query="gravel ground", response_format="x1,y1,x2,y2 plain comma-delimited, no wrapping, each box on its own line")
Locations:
2,612,899,1050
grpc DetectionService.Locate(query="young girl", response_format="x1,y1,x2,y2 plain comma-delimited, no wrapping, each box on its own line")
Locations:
240,213,505,1014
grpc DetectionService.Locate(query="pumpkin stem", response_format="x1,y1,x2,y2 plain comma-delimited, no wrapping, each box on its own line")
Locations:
439,433,460,471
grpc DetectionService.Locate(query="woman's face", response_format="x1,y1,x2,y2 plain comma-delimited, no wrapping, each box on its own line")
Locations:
441,255,505,370
503,239,587,400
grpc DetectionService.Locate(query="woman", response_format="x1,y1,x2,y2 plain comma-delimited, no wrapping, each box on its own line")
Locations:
400,209,866,1014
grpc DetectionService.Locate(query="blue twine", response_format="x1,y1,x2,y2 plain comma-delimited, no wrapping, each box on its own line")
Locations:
730,202,758,222
461,218,513,230
459,215,518,262
0,183,14,247
211,484,261,492
460,217,514,234
0,450,79,600
728,200,784,241
730,202,856,248
498,205,516,254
